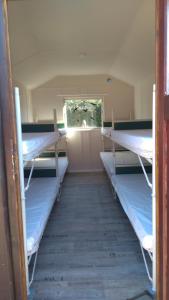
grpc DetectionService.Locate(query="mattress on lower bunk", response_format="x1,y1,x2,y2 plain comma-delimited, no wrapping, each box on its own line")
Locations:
111,174,152,252
27,157,69,182
110,129,152,160
58,157,68,182
100,152,114,179
22,132,60,162
25,177,60,256
100,151,148,178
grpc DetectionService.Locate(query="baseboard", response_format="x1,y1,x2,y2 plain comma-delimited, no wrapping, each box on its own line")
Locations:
68,168,104,173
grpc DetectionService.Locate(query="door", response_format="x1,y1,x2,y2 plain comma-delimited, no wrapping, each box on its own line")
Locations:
156,0,169,299
0,1,27,299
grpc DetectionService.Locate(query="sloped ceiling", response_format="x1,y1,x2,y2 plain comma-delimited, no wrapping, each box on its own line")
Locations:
8,0,155,88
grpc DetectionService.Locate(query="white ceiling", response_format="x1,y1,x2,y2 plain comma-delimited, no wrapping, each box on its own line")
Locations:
8,0,155,88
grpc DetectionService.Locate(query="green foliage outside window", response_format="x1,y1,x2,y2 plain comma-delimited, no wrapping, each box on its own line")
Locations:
65,99,102,128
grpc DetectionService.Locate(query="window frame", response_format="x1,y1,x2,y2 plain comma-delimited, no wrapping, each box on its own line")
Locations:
63,97,103,129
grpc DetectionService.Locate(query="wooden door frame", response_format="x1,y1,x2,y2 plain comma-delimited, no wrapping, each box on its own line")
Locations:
156,0,169,299
0,0,169,299
0,0,27,299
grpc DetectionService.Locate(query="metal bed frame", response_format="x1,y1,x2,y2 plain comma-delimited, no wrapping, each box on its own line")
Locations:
14,87,64,294
102,85,156,299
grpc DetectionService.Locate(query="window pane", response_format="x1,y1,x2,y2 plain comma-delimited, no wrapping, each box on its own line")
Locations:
65,99,102,128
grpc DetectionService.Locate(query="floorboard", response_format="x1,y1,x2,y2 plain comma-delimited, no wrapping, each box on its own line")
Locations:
31,172,150,300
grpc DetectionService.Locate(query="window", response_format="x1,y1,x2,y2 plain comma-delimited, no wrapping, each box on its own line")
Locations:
65,99,102,128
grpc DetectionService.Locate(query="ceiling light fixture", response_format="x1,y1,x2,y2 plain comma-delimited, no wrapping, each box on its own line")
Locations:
106,78,112,84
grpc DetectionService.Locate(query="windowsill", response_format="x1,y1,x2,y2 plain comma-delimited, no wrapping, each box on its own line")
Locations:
66,127,101,132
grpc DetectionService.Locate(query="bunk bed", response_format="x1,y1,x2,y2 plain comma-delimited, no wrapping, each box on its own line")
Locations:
101,129,154,281
23,128,68,286
100,87,156,297
22,122,68,181
14,88,69,293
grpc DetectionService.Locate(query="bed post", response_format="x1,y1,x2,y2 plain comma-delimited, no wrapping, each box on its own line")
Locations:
152,84,157,293
101,101,105,151
111,109,117,200
111,109,116,175
53,109,59,178
64,132,68,159
101,123,105,152
14,88,29,294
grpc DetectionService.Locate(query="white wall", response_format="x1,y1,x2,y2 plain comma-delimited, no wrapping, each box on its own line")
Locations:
66,128,103,172
31,75,134,172
31,75,134,123
13,80,33,122
134,73,155,119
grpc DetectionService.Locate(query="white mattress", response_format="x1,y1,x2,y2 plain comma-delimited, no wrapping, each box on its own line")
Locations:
100,151,149,178
27,157,69,182
110,129,153,159
101,127,112,138
58,157,68,182
59,128,67,136
100,152,152,251
25,178,60,256
111,174,152,252
100,152,115,179
22,132,60,162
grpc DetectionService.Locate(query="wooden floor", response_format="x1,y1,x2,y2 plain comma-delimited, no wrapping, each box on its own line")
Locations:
31,172,150,300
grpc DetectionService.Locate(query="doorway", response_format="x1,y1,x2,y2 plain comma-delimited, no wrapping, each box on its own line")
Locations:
0,0,168,299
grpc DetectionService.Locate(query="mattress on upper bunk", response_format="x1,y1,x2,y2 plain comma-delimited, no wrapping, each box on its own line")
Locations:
59,128,67,136
101,127,112,138
22,132,60,162
111,174,152,252
25,177,60,256
110,129,153,159
27,157,69,182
